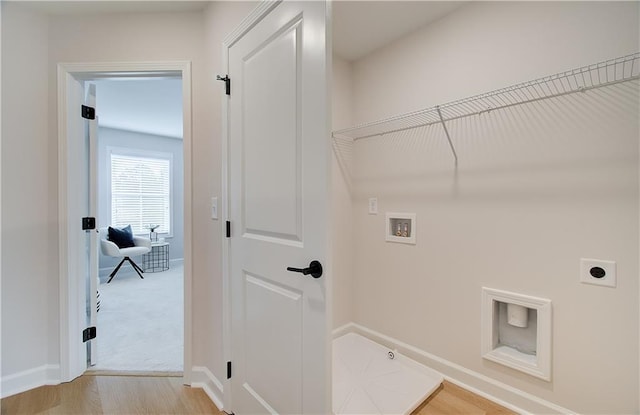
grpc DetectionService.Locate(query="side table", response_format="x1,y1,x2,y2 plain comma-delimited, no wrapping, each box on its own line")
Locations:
142,241,170,272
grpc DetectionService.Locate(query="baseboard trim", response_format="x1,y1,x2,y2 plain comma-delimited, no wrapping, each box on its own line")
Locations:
85,369,183,377
190,366,224,411
169,258,184,267
332,322,353,339
333,322,575,415
1,364,60,399
0,328,568,412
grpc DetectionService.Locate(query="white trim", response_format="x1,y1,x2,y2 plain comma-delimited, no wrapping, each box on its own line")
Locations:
331,322,353,339
57,67,83,382
637,44,640,408
1,365,60,399
220,28,232,413
179,61,193,386
222,0,282,48
190,366,225,411
57,61,193,386
333,322,575,415
170,258,184,267
180,62,194,386
58,61,186,79
220,12,235,414
0,2,3,388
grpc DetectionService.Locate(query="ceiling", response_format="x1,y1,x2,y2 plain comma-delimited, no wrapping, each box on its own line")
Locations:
21,1,468,62
26,1,468,135
17,1,208,16
93,79,183,139
332,1,467,61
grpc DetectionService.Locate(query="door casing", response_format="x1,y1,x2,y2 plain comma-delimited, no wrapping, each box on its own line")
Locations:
57,61,192,383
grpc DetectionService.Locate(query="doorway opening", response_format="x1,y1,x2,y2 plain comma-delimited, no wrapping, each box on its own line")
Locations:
57,61,193,384
87,77,184,373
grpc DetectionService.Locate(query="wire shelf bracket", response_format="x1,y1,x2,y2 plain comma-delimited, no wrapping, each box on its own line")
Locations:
436,105,458,167
332,52,640,164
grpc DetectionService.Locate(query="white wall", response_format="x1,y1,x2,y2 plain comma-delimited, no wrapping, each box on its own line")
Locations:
46,8,206,383
352,1,640,123
200,0,257,385
347,2,639,413
1,1,255,397
4,1,635,411
1,2,52,388
332,56,354,328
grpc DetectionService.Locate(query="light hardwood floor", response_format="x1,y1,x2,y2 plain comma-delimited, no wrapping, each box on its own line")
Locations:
1,375,219,415
412,381,516,415
1,376,515,415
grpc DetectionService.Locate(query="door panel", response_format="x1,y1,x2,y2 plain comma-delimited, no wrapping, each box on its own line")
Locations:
65,74,90,377
245,273,302,413
243,21,302,244
228,1,330,414
85,83,99,367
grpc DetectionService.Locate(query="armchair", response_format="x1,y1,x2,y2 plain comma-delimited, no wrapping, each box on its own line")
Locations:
100,226,151,283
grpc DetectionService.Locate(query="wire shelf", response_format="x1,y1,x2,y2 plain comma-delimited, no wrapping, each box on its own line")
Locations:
332,52,640,142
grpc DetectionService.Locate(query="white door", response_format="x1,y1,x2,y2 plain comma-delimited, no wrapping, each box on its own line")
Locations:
227,1,331,414
62,76,100,376
63,75,95,377
85,83,100,366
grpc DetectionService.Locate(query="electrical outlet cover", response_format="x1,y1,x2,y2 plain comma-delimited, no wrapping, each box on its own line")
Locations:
580,258,616,288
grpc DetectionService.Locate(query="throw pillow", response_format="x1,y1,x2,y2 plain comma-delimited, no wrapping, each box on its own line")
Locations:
108,225,135,248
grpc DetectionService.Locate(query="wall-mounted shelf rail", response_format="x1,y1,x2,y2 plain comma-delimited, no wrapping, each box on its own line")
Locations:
332,52,640,163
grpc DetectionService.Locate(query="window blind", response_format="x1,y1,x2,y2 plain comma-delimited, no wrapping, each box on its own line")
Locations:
111,153,171,235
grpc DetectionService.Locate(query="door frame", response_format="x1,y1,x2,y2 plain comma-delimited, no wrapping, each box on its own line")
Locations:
57,61,193,383
220,1,282,411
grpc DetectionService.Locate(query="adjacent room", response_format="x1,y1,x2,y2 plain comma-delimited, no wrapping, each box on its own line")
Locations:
90,78,184,373
329,2,639,414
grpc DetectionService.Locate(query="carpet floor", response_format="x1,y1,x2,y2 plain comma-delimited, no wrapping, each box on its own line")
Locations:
90,263,183,372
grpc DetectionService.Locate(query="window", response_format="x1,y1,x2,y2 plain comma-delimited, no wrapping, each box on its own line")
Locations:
110,150,172,236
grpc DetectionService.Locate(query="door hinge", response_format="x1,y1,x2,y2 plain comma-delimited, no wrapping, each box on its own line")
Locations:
226,221,231,238
217,75,231,96
82,217,96,231
81,105,96,120
83,327,97,343
227,361,232,379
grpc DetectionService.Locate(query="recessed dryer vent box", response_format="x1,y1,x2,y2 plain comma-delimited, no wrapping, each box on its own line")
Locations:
481,287,552,381
386,213,416,245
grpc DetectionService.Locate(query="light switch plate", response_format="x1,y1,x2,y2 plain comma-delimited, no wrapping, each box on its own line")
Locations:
211,197,218,220
580,258,616,287
368,197,378,215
